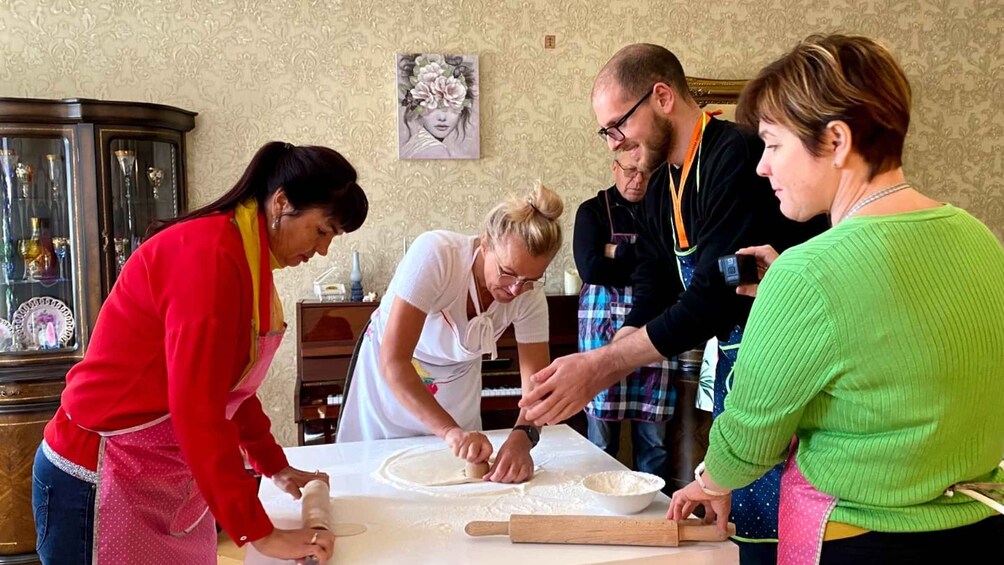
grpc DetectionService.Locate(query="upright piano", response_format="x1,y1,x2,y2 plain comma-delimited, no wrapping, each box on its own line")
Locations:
294,295,581,445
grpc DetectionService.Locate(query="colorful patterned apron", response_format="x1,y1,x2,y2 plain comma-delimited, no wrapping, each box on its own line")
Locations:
671,112,781,542
89,207,284,564
580,191,675,422
778,438,1004,565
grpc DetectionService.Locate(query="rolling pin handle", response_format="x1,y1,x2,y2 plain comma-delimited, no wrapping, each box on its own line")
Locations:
464,521,510,536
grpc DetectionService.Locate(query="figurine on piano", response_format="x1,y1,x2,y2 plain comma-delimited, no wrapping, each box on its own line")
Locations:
336,185,563,484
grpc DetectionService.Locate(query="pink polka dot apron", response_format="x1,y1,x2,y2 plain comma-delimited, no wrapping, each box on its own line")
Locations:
91,204,284,564
777,438,837,565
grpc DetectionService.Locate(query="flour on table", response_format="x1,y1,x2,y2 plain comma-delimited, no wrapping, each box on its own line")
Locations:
583,471,663,495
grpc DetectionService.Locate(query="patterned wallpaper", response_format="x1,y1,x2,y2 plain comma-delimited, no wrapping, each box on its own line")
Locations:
1,0,1001,446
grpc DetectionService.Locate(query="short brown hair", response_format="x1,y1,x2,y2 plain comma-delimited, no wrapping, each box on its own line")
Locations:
594,43,692,102
736,34,911,178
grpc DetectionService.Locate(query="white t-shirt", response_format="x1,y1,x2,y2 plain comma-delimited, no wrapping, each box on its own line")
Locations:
336,230,549,442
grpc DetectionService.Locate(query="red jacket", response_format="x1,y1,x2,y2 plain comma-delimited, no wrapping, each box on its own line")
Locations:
44,211,287,545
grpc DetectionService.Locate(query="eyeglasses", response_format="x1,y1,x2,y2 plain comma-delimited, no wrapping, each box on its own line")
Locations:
613,159,643,180
495,260,545,291
597,88,654,142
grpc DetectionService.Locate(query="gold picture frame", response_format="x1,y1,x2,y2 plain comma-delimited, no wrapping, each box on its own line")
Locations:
687,77,747,122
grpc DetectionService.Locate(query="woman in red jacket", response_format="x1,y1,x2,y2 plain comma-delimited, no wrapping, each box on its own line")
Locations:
32,141,368,565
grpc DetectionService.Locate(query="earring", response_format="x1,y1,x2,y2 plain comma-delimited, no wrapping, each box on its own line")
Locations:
833,162,840,168
272,217,280,230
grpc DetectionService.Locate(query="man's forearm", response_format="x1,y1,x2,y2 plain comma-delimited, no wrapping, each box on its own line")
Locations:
593,326,666,382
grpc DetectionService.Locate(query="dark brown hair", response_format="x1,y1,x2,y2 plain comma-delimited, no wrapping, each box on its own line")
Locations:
149,141,368,236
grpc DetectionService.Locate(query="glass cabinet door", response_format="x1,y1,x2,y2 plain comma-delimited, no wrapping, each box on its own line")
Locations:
108,139,179,281
0,135,77,354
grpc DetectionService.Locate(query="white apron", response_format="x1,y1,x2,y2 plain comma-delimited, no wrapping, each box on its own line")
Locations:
337,248,502,442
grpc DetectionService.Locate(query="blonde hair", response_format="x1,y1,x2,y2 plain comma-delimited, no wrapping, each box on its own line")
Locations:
482,183,563,258
736,34,911,179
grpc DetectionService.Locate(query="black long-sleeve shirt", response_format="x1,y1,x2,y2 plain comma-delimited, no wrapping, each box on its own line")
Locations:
624,117,828,359
572,186,648,288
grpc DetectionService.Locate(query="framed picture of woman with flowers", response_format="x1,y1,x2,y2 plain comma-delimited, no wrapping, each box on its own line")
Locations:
397,53,480,160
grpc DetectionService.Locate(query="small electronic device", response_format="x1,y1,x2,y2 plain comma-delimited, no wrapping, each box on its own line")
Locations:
717,254,759,287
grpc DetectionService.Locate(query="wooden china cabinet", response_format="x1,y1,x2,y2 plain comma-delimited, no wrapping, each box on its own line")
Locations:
0,97,196,564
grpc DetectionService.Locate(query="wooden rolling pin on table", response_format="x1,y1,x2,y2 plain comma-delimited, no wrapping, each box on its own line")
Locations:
301,479,332,565
465,515,735,547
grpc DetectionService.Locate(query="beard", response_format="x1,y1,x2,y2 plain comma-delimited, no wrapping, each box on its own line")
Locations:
637,114,674,174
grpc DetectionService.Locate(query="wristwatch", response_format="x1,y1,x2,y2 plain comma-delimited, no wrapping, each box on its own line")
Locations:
512,425,540,448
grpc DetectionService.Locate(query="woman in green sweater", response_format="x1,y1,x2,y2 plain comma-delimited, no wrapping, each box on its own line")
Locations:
668,34,1004,564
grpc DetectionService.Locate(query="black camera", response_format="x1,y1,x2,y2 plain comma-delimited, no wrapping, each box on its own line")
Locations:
717,254,759,287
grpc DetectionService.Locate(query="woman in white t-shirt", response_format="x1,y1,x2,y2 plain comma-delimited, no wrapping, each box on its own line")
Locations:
337,186,563,483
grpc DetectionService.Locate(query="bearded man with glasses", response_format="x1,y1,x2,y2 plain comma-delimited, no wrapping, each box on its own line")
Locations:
523,43,826,565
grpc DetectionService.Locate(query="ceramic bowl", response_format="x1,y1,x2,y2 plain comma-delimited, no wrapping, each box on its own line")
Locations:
581,470,665,514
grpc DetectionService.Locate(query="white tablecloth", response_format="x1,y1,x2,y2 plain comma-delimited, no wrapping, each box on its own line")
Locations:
245,425,738,565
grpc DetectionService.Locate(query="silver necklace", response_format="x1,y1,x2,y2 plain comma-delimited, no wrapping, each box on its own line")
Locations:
841,182,910,222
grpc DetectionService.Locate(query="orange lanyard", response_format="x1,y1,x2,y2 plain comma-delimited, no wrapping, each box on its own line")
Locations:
669,111,718,249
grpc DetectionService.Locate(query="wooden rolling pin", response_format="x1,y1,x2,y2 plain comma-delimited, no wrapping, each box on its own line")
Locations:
465,515,735,547
301,479,331,565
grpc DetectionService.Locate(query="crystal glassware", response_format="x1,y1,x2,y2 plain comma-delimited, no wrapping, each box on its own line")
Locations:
18,238,41,280
113,237,129,275
52,237,69,280
146,166,163,200
15,162,33,198
46,154,61,195
0,149,18,192
115,150,137,248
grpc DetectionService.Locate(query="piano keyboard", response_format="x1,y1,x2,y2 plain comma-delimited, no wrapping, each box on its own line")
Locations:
323,387,522,407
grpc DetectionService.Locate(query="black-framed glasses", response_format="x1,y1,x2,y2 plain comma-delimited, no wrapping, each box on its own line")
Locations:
598,88,654,142
495,260,545,291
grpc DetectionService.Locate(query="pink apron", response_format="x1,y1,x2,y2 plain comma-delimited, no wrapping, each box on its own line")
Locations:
777,438,837,565
91,211,283,564
91,330,283,564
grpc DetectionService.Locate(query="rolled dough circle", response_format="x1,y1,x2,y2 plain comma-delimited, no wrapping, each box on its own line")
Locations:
331,522,367,537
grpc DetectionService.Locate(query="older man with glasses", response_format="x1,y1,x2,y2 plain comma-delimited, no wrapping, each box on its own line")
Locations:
573,150,678,487
523,43,826,565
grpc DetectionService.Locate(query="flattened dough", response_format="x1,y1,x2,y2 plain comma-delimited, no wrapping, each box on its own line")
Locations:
384,447,474,486
331,522,367,537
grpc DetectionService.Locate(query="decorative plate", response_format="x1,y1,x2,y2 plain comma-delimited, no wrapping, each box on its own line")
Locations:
0,319,12,352
12,296,75,349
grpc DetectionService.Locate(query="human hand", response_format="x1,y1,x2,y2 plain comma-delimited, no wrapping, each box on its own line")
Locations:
444,427,493,463
485,432,534,483
271,467,329,500
667,480,732,533
520,351,608,426
734,245,779,297
604,243,618,258
251,527,334,563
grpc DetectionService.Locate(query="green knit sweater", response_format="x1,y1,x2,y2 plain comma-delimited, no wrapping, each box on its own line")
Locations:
706,204,1004,532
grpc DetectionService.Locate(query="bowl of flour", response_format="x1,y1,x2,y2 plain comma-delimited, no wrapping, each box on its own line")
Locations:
581,470,665,514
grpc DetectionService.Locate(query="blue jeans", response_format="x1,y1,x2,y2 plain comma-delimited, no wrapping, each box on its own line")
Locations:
587,416,668,482
32,444,95,565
